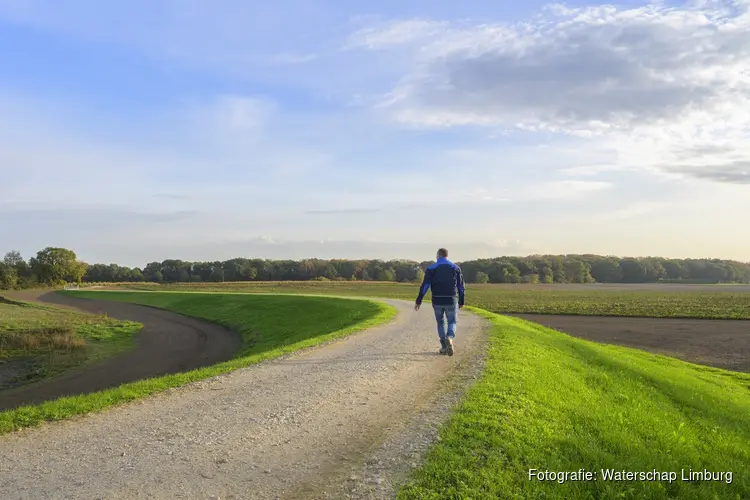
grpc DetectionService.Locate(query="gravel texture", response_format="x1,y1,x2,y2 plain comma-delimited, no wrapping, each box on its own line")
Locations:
0,299,488,499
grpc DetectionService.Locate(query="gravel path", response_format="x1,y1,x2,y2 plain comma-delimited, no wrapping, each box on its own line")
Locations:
0,299,488,499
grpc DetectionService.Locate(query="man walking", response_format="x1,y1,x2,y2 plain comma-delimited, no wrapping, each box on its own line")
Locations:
414,248,466,356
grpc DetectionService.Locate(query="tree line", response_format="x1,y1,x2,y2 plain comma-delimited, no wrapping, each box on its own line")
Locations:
1,247,749,290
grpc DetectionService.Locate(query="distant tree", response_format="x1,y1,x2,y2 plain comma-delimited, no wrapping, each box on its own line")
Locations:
354,265,369,281
6,246,750,286
322,264,338,280
30,247,83,285
209,266,225,282
619,258,648,283
662,260,688,280
552,259,567,283
3,250,24,268
474,271,489,284
564,260,594,283
376,268,396,281
522,273,540,284
0,264,18,290
70,261,88,284
394,261,420,282
414,268,425,283
516,260,537,276
502,263,521,283
642,259,667,282
590,259,623,283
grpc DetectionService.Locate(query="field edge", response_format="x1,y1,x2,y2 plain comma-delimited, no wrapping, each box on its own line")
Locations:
0,293,398,436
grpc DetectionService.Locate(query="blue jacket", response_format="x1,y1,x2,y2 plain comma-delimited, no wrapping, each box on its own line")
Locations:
416,257,466,307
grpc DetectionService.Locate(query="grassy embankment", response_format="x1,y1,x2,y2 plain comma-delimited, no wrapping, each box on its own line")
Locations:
117,281,750,319
397,309,750,499
0,297,141,389
0,291,395,434
121,283,750,498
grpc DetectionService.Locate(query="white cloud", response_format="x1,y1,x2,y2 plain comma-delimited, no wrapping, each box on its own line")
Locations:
351,1,750,184
345,19,449,50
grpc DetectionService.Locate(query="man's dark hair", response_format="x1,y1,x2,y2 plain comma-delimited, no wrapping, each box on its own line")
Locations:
437,248,448,258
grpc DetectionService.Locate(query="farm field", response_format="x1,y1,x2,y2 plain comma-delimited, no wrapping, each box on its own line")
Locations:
0,295,141,392
112,281,750,319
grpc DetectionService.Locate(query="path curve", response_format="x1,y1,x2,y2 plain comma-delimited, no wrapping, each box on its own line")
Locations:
0,298,488,500
0,291,242,412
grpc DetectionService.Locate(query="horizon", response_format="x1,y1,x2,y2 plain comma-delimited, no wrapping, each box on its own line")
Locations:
2,0,749,265
5,245,750,268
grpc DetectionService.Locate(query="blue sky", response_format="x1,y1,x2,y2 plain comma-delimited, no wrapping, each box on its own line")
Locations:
1,0,749,266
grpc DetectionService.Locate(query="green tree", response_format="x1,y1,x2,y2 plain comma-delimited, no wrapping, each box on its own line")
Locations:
244,266,257,280
30,247,83,285
522,273,540,284
0,264,18,289
662,260,688,280
619,258,648,283
376,268,396,281
564,260,594,283
322,264,338,280
3,250,24,268
590,259,623,283
502,263,521,283
70,260,88,284
474,271,489,284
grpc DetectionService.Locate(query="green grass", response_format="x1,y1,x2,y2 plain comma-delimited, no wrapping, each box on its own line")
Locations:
397,308,750,499
114,281,750,319
0,297,141,387
0,291,396,435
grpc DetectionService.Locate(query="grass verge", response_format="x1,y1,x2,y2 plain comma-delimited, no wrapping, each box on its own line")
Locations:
0,291,396,435
396,307,750,499
113,282,750,319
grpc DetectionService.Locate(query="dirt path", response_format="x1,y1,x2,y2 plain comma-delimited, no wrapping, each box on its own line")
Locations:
0,299,488,499
0,291,242,412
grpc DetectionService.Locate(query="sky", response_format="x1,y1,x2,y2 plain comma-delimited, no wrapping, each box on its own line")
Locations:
1,0,749,267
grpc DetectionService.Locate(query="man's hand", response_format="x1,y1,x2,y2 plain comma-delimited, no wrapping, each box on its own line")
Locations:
414,303,421,311
459,304,464,310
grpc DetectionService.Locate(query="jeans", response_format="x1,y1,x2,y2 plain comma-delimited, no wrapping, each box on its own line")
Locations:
433,303,459,347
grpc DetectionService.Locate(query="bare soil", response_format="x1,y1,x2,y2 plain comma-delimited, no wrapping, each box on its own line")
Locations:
476,283,750,292
514,314,750,372
0,290,242,411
